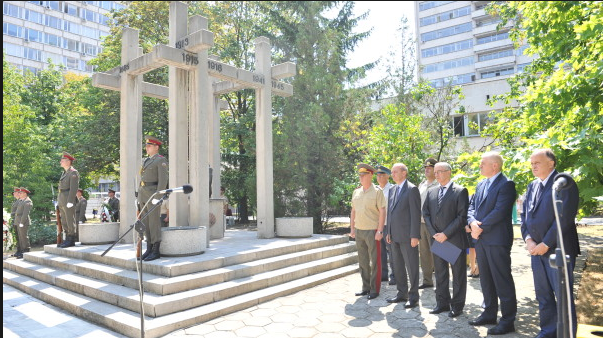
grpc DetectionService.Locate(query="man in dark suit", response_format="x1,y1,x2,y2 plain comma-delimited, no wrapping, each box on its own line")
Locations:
385,163,421,308
521,149,580,338
423,162,469,318
467,152,517,335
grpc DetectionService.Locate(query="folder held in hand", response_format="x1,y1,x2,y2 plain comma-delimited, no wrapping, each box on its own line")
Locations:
430,240,462,264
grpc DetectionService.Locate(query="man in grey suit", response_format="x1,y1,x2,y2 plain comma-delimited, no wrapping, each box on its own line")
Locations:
423,162,469,318
385,163,421,308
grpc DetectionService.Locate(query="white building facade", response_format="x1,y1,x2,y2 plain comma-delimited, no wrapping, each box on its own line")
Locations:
3,1,124,75
415,1,535,150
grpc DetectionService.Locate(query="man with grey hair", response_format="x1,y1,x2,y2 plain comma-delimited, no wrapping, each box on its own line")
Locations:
385,163,421,308
423,162,469,318
467,152,517,335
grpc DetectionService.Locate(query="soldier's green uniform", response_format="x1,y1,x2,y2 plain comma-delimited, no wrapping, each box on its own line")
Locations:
76,195,87,224
139,136,168,261
10,188,22,256
107,189,120,222
58,152,79,247
14,189,33,256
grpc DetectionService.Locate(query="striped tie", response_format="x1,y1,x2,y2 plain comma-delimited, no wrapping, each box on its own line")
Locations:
438,186,445,207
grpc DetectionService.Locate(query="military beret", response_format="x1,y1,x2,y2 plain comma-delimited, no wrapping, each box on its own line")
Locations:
62,152,75,161
375,165,391,175
145,135,162,146
424,158,437,168
357,163,376,174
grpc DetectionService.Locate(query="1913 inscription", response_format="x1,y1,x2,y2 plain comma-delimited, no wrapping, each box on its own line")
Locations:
175,37,189,49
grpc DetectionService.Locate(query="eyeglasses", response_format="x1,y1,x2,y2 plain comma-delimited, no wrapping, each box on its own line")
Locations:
434,170,450,175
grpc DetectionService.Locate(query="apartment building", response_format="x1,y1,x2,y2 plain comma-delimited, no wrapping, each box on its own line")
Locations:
3,1,124,75
415,1,535,150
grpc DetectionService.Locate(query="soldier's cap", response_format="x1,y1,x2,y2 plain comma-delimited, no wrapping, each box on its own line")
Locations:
20,187,30,194
145,135,162,146
357,163,376,174
13,187,20,192
376,165,391,175
77,189,84,193
108,189,116,194
424,158,437,168
62,152,75,161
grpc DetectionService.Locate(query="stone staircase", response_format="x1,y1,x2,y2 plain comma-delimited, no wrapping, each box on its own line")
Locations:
3,230,358,338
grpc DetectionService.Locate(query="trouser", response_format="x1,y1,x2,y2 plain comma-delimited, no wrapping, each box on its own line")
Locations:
59,204,76,236
476,242,517,326
419,222,434,285
432,240,467,311
16,223,30,252
391,240,420,303
355,229,381,294
532,254,577,338
139,187,162,243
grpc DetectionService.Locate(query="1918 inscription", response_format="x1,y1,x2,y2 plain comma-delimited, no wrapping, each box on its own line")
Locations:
181,53,199,65
208,60,222,72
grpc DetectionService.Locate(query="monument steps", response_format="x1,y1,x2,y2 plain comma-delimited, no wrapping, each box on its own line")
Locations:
3,232,359,338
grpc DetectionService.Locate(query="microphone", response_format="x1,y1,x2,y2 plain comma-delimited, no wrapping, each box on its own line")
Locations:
158,184,193,194
552,173,574,191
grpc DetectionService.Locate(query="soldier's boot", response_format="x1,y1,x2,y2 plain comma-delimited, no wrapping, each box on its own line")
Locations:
63,236,75,248
11,249,22,257
139,243,153,261
144,242,161,261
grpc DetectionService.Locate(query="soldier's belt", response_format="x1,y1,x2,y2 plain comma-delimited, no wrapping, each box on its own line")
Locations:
140,181,158,187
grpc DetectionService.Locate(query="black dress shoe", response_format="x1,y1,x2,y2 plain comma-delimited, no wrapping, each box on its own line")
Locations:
386,296,407,303
418,284,434,289
388,279,396,285
355,290,369,296
404,301,418,309
429,306,450,314
448,309,462,318
367,293,379,300
469,316,497,326
487,323,515,335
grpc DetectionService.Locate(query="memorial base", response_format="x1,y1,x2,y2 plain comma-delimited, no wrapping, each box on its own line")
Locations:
160,226,207,257
276,217,313,238
79,222,120,245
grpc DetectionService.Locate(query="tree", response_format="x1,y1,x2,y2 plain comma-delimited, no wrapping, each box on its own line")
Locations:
483,1,603,216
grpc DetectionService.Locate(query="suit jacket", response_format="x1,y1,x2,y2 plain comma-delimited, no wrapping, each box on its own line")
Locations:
423,182,469,250
521,170,580,257
386,180,421,243
467,174,516,246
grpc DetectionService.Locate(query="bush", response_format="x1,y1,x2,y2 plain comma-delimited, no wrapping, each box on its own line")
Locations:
28,220,57,246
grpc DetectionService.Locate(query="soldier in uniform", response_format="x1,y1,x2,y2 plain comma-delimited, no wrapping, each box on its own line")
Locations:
138,136,168,261
76,189,87,224
14,187,33,259
10,187,22,257
107,189,120,222
58,152,80,248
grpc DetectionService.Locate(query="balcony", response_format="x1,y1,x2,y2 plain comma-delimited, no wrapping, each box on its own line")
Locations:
471,8,488,19
474,55,516,71
473,38,514,53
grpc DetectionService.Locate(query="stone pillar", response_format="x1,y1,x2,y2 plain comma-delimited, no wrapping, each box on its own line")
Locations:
254,37,275,239
210,79,221,198
168,1,189,227
188,15,210,229
119,28,142,243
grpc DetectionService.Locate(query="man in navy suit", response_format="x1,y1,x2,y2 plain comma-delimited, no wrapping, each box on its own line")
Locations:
385,163,421,308
521,149,580,338
423,162,469,318
467,152,517,335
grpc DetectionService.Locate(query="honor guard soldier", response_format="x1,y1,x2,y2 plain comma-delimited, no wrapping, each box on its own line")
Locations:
14,188,33,258
10,187,22,257
107,189,120,222
139,136,168,261
76,189,87,224
58,152,80,248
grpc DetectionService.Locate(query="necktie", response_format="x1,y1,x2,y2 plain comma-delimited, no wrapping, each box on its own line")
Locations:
391,185,400,208
438,186,445,207
481,179,491,202
531,182,544,210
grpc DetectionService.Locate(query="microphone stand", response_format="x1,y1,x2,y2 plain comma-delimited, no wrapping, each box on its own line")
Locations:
101,191,171,338
550,188,573,338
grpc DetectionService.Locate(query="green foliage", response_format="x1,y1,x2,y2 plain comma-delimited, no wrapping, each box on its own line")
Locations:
481,1,603,216
28,220,57,246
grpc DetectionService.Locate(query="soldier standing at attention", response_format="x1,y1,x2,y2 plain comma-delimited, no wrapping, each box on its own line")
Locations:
107,189,120,222
14,188,33,258
10,187,22,257
138,136,168,261
58,152,79,248
76,189,87,225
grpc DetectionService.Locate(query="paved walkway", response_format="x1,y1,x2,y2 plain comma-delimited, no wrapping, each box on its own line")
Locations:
4,223,602,338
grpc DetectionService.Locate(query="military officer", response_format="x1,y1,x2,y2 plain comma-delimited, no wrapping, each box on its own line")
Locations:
10,188,22,257
14,187,33,258
76,189,87,224
107,189,120,222
138,136,168,261
58,152,79,248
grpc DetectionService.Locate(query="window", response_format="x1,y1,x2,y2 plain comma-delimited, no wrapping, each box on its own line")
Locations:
475,17,502,27
477,32,509,45
423,56,474,73
64,56,79,70
99,14,110,25
64,20,81,34
23,65,40,75
24,47,42,61
422,39,473,58
45,52,63,65
44,32,61,46
48,1,60,11
3,42,23,57
63,37,80,52
25,9,44,24
64,3,79,16
81,8,95,21
4,3,22,18
419,1,455,11
517,63,531,73
45,15,62,29
81,26,98,39
421,22,472,42
516,44,529,56
478,49,514,62
25,28,43,42
101,1,112,10
481,67,514,79
453,116,465,137
3,22,23,38
420,6,471,26
429,73,475,88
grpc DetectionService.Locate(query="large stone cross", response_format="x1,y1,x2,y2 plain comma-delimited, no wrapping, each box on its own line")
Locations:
92,2,295,241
